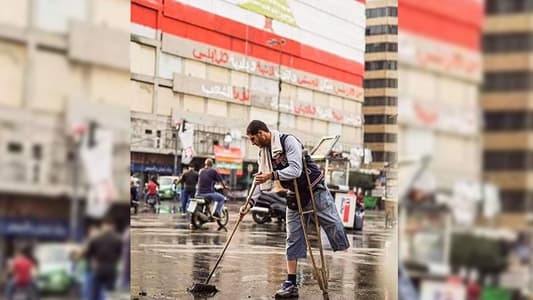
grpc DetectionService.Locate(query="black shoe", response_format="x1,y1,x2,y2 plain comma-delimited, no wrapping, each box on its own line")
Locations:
274,280,298,298
212,212,221,219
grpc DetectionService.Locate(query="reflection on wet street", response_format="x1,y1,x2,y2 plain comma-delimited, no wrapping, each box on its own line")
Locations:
131,202,396,299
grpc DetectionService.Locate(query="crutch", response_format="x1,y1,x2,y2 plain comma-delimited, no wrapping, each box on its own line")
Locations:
293,152,329,296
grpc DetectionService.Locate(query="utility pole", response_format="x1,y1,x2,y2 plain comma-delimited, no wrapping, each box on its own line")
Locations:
267,38,286,131
174,120,181,175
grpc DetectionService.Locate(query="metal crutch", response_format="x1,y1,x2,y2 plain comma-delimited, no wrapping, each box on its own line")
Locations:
292,153,329,296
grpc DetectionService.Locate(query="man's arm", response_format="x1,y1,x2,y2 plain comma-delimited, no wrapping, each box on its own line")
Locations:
215,170,227,189
273,135,303,181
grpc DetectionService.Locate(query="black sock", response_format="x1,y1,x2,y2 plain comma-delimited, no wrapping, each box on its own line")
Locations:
287,274,297,285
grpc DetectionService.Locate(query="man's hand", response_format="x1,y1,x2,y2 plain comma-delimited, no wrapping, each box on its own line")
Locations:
255,172,273,184
239,202,253,216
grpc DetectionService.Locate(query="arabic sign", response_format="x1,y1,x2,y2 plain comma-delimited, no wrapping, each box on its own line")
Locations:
399,32,482,82
173,73,251,104
398,97,478,136
214,145,244,175
0,218,69,239
173,73,362,127
162,34,363,101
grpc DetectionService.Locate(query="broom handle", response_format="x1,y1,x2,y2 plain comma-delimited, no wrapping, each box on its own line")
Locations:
205,180,258,284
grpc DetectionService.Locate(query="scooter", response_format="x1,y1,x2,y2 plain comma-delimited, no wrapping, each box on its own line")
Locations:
250,190,287,224
145,193,159,214
188,187,229,229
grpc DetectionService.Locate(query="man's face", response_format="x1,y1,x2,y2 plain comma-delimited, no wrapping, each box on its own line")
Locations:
248,130,270,147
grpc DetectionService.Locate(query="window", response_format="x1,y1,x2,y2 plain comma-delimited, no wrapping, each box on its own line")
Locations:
483,72,533,91
364,133,397,143
499,190,529,213
32,144,42,160
364,114,397,124
366,7,398,18
486,0,533,14
372,151,397,163
364,78,397,88
365,60,397,71
145,129,152,135
483,33,533,53
364,96,397,106
484,111,533,131
366,43,398,53
7,142,23,154
483,151,531,170
366,25,398,36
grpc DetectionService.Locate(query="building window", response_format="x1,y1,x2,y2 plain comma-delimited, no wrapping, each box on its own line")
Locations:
483,151,530,170
366,25,398,36
365,60,397,71
372,151,397,163
483,72,533,91
364,133,397,143
364,114,397,125
32,144,42,160
366,7,398,18
499,190,528,213
145,129,152,135
483,33,533,53
486,0,533,14
364,96,397,106
484,111,532,131
7,142,23,154
364,78,397,88
366,42,398,53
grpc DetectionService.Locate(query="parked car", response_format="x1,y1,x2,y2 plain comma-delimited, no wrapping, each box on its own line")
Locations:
35,243,79,296
158,176,180,200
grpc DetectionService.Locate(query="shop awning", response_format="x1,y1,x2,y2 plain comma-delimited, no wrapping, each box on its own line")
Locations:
214,145,243,175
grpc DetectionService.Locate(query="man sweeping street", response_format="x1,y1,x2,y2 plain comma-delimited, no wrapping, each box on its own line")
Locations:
240,120,350,298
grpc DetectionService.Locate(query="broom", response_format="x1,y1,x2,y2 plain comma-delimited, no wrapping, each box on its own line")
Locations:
188,180,258,295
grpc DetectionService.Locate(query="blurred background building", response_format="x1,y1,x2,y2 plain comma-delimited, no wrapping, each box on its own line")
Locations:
0,0,130,297
482,0,533,230
399,0,533,299
129,0,367,189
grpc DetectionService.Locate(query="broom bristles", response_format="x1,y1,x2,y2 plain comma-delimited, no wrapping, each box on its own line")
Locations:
187,283,219,295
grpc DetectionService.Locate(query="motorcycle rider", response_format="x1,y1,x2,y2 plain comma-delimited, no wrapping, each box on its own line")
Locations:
4,244,39,300
144,176,160,205
197,158,227,219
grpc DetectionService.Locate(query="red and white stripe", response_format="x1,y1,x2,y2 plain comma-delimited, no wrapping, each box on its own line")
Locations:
131,0,365,87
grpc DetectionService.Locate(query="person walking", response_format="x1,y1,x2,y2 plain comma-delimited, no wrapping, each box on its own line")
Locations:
178,166,199,216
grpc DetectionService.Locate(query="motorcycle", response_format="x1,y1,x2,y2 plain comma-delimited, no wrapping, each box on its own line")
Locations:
145,193,159,213
250,190,287,224
188,186,229,229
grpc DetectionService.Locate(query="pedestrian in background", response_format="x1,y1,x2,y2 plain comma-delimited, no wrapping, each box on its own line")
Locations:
178,165,199,216
83,217,123,300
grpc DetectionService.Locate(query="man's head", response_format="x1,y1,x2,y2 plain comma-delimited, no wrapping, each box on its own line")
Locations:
204,158,214,168
246,120,271,148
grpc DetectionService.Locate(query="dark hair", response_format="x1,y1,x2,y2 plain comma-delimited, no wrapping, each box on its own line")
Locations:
246,120,269,135
151,176,157,182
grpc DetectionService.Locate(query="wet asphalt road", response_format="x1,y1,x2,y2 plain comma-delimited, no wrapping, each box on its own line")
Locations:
131,201,397,300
